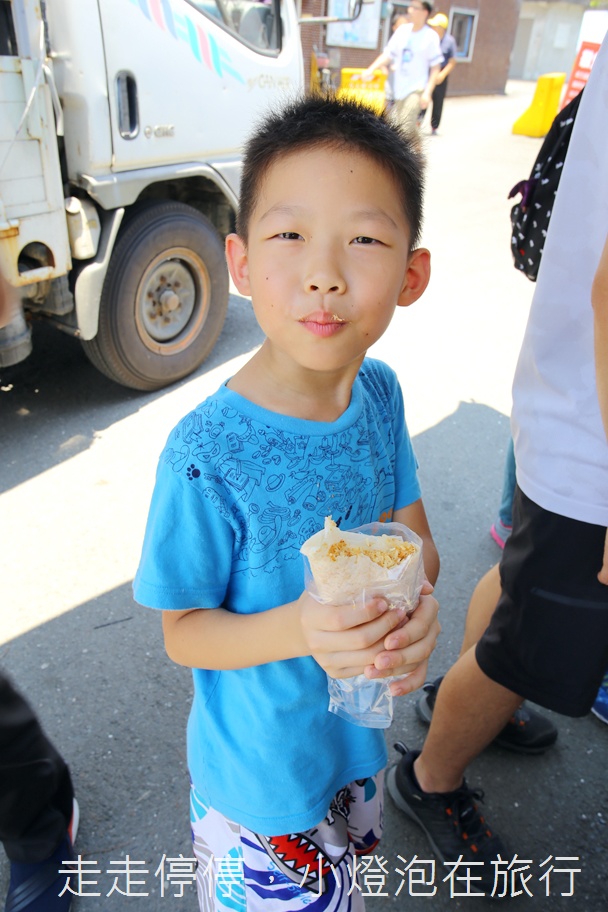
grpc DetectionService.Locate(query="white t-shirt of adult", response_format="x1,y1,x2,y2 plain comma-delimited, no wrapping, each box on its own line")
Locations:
511,34,608,527
386,23,443,101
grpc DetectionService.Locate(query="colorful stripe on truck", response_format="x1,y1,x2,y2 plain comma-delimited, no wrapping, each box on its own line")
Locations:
129,0,245,84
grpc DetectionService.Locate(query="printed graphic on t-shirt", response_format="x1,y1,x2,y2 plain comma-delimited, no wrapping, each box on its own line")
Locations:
165,398,398,576
400,46,413,66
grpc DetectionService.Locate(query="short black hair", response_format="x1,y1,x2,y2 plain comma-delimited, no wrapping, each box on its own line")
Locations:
236,94,425,252
421,1,433,13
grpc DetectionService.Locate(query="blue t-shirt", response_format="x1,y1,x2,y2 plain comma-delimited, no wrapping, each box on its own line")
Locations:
133,358,421,835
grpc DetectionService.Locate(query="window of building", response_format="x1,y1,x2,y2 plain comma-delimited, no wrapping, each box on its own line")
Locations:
450,7,478,62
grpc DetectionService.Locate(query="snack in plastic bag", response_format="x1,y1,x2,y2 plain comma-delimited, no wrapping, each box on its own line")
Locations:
301,517,425,728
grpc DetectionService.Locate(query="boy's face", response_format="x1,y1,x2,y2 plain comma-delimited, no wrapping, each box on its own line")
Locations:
226,145,430,378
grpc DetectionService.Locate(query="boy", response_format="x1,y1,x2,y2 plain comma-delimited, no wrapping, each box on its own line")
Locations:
134,95,440,911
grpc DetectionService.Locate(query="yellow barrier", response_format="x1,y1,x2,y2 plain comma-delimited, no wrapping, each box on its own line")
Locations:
512,72,566,138
336,68,387,114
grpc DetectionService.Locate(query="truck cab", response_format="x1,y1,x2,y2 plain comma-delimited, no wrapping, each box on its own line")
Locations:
0,0,303,389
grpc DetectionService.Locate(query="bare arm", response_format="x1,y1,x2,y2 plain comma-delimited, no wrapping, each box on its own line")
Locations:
162,591,411,676
436,56,457,84
592,231,608,584
353,51,392,81
393,498,440,585
162,497,440,685
420,63,441,109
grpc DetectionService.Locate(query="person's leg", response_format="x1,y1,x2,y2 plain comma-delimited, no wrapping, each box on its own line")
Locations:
497,437,516,528
391,92,422,135
1,672,77,911
458,564,501,657
416,564,558,753
0,673,74,863
430,79,447,130
414,649,522,794
491,438,516,548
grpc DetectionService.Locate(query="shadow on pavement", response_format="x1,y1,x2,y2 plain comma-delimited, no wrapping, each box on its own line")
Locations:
0,293,264,495
1,401,606,910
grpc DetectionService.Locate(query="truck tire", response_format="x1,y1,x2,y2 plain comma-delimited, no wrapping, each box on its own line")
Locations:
82,201,229,391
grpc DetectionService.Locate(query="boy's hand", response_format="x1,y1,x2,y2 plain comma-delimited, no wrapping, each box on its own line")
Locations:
363,581,440,696
298,591,410,679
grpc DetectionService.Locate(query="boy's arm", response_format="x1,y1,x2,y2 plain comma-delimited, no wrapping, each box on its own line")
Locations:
162,592,411,677
393,497,439,585
436,55,456,84
420,63,441,110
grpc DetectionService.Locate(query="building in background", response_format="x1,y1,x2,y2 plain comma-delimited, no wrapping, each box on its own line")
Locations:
509,0,607,80
299,0,607,96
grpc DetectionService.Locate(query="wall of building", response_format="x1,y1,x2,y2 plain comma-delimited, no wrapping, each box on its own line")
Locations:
446,0,521,95
509,1,586,80
299,0,521,96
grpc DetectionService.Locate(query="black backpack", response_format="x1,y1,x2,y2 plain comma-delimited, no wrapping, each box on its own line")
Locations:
509,89,584,281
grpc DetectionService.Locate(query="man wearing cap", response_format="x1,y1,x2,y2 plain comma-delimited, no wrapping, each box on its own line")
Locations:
357,1,443,133
427,11,457,133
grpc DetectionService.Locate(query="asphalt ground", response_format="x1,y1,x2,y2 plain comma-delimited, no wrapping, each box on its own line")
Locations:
1,82,606,910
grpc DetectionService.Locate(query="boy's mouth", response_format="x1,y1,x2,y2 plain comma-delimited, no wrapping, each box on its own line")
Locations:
299,312,347,337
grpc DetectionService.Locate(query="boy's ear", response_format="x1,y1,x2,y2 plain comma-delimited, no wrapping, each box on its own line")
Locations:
397,248,431,308
225,233,251,296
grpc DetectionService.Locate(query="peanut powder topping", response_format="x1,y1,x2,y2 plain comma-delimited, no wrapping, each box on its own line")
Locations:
326,538,417,569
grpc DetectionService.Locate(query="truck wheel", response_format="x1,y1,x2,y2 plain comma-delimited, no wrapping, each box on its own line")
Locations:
82,201,229,391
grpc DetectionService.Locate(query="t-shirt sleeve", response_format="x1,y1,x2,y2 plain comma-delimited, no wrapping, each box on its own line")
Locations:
133,454,235,610
443,36,456,65
390,374,422,509
428,31,444,68
363,359,421,510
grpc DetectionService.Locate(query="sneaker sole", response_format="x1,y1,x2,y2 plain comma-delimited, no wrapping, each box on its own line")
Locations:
386,766,489,898
415,689,434,726
492,733,555,755
489,525,507,549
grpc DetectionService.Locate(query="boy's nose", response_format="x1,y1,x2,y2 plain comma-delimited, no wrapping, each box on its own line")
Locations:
306,277,346,294
304,266,346,295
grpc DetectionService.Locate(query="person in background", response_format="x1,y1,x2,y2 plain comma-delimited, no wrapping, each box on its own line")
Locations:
489,437,516,548
387,33,608,892
426,11,457,134
0,274,78,912
383,13,411,113
356,1,443,134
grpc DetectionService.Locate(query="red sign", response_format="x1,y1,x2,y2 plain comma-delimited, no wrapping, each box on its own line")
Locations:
561,41,601,108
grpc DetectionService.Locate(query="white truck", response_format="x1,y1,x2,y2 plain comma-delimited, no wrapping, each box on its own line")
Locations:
0,0,308,390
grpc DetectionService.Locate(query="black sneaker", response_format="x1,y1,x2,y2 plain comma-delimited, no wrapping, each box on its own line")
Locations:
387,743,507,895
416,676,558,754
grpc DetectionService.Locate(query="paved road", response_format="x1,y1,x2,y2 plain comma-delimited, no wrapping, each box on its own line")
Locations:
1,83,606,911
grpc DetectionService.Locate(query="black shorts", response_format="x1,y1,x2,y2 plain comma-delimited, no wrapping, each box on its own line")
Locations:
476,486,608,717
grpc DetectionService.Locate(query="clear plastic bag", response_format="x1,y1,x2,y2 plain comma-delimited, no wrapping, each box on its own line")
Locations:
301,520,425,728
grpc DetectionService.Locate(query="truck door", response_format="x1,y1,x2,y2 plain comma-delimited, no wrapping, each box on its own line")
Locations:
97,0,303,174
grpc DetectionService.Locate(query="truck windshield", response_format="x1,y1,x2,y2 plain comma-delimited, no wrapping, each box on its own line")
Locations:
187,0,281,53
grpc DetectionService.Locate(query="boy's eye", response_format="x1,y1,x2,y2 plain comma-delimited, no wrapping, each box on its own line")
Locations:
352,236,378,245
276,232,302,240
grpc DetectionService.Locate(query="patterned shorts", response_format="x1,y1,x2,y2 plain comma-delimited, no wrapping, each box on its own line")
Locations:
190,771,384,912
